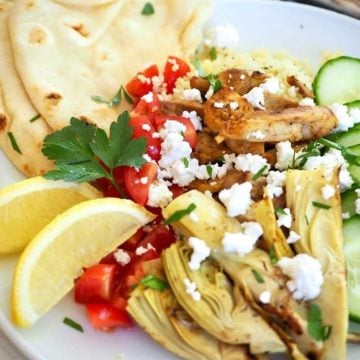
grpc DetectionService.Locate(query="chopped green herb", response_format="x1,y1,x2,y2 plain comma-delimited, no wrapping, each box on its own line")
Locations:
269,246,278,265
63,317,84,333
209,47,217,60
91,86,133,108
141,2,155,15
7,132,22,154
206,165,213,177
42,111,146,197
29,114,41,123
251,269,265,284
140,274,167,291
275,207,287,216
194,59,222,93
165,203,196,224
252,165,268,181
312,201,331,210
216,155,225,164
305,214,310,225
307,304,332,341
182,158,189,168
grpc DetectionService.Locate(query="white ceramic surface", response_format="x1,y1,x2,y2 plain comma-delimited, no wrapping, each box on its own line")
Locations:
0,1,359,359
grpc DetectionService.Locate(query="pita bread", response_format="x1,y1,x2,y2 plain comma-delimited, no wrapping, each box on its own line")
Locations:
0,1,53,177
9,0,212,132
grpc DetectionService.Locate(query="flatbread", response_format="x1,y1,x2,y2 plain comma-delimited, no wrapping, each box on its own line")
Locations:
0,0,53,177
9,0,212,132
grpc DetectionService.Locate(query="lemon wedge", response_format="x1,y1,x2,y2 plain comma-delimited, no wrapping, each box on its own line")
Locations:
0,177,102,254
12,197,155,327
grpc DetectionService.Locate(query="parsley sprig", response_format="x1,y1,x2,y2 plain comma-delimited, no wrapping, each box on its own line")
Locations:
42,111,146,196
194,59,222,93
91,86,133,108
307,304,332,341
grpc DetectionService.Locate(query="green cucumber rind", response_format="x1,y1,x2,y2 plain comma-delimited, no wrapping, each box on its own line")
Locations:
346,100,360,110
313,56,360,105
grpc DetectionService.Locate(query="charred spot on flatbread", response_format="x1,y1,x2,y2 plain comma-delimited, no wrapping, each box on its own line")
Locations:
67,23,90,38
45,93,62,107
79,115,97,127
29,27,47,44
0,113,8,131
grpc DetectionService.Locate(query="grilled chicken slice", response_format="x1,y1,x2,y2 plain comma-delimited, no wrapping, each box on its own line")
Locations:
204,88,337,142
264,93,299,111
190,76,211,96
287,75,314,98
160,100,204,117
225,139,265,155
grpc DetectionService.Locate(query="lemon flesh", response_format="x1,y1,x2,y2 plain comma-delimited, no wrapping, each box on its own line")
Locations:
12,197,155,327
0,177,102,254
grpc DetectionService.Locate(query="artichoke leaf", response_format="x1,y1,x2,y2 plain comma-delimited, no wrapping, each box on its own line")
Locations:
286,169,348,360
163,241,286,354
127,286,255,360
254,197,294,259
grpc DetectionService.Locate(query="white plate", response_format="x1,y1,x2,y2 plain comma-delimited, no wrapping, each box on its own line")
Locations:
1,1,360,359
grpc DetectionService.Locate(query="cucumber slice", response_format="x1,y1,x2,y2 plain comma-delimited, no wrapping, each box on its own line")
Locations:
342,189,358,217
344,215,360,323
313,56,360,105
329,123,360,148
349,145,360,184
346,100,360,111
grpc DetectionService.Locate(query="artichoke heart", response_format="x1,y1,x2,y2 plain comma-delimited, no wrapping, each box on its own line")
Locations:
127,286,257,360
254,197,294,259
162,241,286,354
286,169,348,360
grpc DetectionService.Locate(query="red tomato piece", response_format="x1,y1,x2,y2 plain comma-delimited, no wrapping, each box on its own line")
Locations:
75,264,117,304
163,56,191,93
86,302,133,331
123,162,158,206
129,116,161,161
120,228,145,252
132,92,161,122
170,185,186,199
137,225,176,254
125,64,159,98
155,114,197,148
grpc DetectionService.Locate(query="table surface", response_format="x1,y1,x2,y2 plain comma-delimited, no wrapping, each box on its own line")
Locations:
0,0,358,359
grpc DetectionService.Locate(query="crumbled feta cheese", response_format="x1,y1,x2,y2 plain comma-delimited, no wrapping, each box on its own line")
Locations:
275,141,295,170
247,130,266,140
159,120,187,139
182,110,203,131
182,88,203,103
342,212,351,220
159,133,192,168
234,153,269,175
141,92,153,103
114,249,131,266
141,124,151,132
260,77,280,94
243,87,265,109
169,158,199,186
321,185,335,200
189,211,200,223
277,254,324,301
140,176,148,185
219,182,253,217
188,237,211,271
135,243,155,256
240,74,246,80
287,230,301,244
204,24,239,48
265,184,284,199
329,103,354,132
183,278,201,301
222,222,263,256
143,154,152,162
137,74,151,84
277,208,292,229
214,101,225,109
151,74,165,92
229,101,239,110
205,85,214,100
356,198,360,215
339,166,354,192
266,171,286,188
147,181,173,208
299,97,315,106
152,132,160,139
259,290,271,304
168,57,180,72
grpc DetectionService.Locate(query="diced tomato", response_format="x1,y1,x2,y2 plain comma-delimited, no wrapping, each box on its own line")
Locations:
120,228,145,252
125,64,159,98
132,92,161,121
110,295,128,311
75,264,117,304
123,162,157,205
86,302,133,331
137,224,175,254
129,116,161,161
155,114,197,148
170,185,186,199
163,56,191,93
